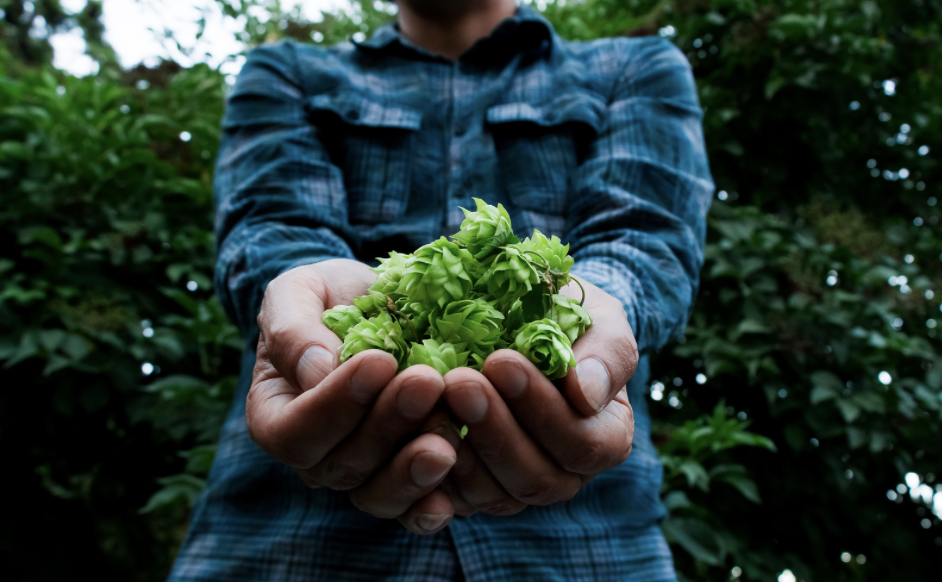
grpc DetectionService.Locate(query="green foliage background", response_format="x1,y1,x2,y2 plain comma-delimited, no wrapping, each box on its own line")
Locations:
1,1,940,580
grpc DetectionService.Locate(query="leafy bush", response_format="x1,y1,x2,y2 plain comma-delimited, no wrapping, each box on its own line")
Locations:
1,1,940,580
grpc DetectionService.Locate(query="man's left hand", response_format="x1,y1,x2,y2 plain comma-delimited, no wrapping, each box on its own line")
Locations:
408,278,639,519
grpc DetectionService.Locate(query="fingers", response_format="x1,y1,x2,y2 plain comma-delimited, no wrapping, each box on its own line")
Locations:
437,476,477,517
447,440,527,516
300,365,445,490
347,433,456,520
397,488,455,535
441,368,582,506
483,350,635,477
258,260,375,391
247,348,398,469
418,409,524,516
559,278,639,416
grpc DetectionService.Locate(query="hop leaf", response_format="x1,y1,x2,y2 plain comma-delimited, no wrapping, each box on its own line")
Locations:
396,238,476,309
431,298,505,367
322,304,364,340
476,244,540,307
512,319,577,380
340,311,409,369
407,339,469,376
550,294,593,343
452,198,520,260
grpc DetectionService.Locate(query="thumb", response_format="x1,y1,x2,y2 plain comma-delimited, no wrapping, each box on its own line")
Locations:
561,296,639,416
258,260,375,391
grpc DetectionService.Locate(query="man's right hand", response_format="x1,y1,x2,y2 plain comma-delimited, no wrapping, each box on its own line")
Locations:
247,260,457,534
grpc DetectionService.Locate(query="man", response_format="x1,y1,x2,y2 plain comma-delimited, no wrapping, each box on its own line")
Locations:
168,0,712,580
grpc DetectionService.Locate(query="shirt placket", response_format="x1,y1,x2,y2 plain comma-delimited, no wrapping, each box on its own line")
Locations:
445,61,473,232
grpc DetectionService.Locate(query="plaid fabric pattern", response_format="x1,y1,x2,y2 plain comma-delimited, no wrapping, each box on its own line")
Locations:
171,6,712,581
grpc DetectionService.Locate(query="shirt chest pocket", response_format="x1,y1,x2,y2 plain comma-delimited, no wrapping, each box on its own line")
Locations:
305,92,423,225
486,90,606,218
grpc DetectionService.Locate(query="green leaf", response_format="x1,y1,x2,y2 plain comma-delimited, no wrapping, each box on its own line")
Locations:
662,517,726,566
662,490,692,512
716,473,762,504
180,445,217,474
836,399,861,423
139,474,207,513
810,385,838,404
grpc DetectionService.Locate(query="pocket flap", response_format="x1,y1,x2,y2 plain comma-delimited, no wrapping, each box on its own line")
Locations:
486,89,606,133
306,92,423,130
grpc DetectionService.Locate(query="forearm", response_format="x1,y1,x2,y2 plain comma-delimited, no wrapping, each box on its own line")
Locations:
567,38,713,354
214,41,358,336
215,223,356,336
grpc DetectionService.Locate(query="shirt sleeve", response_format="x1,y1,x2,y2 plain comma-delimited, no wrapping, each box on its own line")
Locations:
567,37,714,354
214,41,356,336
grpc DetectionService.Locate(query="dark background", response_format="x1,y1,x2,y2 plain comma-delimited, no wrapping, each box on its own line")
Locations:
1,1,940,580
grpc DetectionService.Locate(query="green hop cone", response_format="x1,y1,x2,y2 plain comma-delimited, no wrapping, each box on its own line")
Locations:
407,339,469,376
452,198,520,260
352,290,388,317
394,299,434,342
503,298,525,338
372,251,410,278
340,311,409,369
396,238,476,309
522,230,575,291
550,294,593,343
369,251,410,297
476,244,540,307
322,304,364,340
512,319,577,380
431,298,505,367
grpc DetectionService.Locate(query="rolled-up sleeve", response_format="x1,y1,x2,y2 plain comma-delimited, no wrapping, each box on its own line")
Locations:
214,41,355,336
567,38,714,353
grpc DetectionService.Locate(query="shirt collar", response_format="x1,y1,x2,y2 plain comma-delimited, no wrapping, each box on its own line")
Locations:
354,4,554,64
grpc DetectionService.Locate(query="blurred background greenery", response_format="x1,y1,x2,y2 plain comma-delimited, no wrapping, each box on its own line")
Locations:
1,1,940,580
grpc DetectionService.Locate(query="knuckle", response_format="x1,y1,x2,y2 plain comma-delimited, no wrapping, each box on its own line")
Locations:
346,490,374,516
266,322,300,355
558,441,603,475
267,440,307,469
513,472,565,506
348,490,396,520
454,506,477,518
613,333,639,376
295,470,322,490
315,458,372,491
471,437,508,464
620,441,634,465
478,497,527,516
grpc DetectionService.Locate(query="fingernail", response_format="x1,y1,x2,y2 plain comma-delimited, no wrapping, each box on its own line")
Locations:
448,382,488,423
577,358,610,412
297,345,334,390
397,375,441,420
411,452,455,488
494,360,528,399
415,513,450,533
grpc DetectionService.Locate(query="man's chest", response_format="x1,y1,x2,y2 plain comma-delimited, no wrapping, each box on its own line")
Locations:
300,57,610,241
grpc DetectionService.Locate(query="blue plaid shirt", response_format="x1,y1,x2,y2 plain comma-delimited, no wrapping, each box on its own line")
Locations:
170,6,713,582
